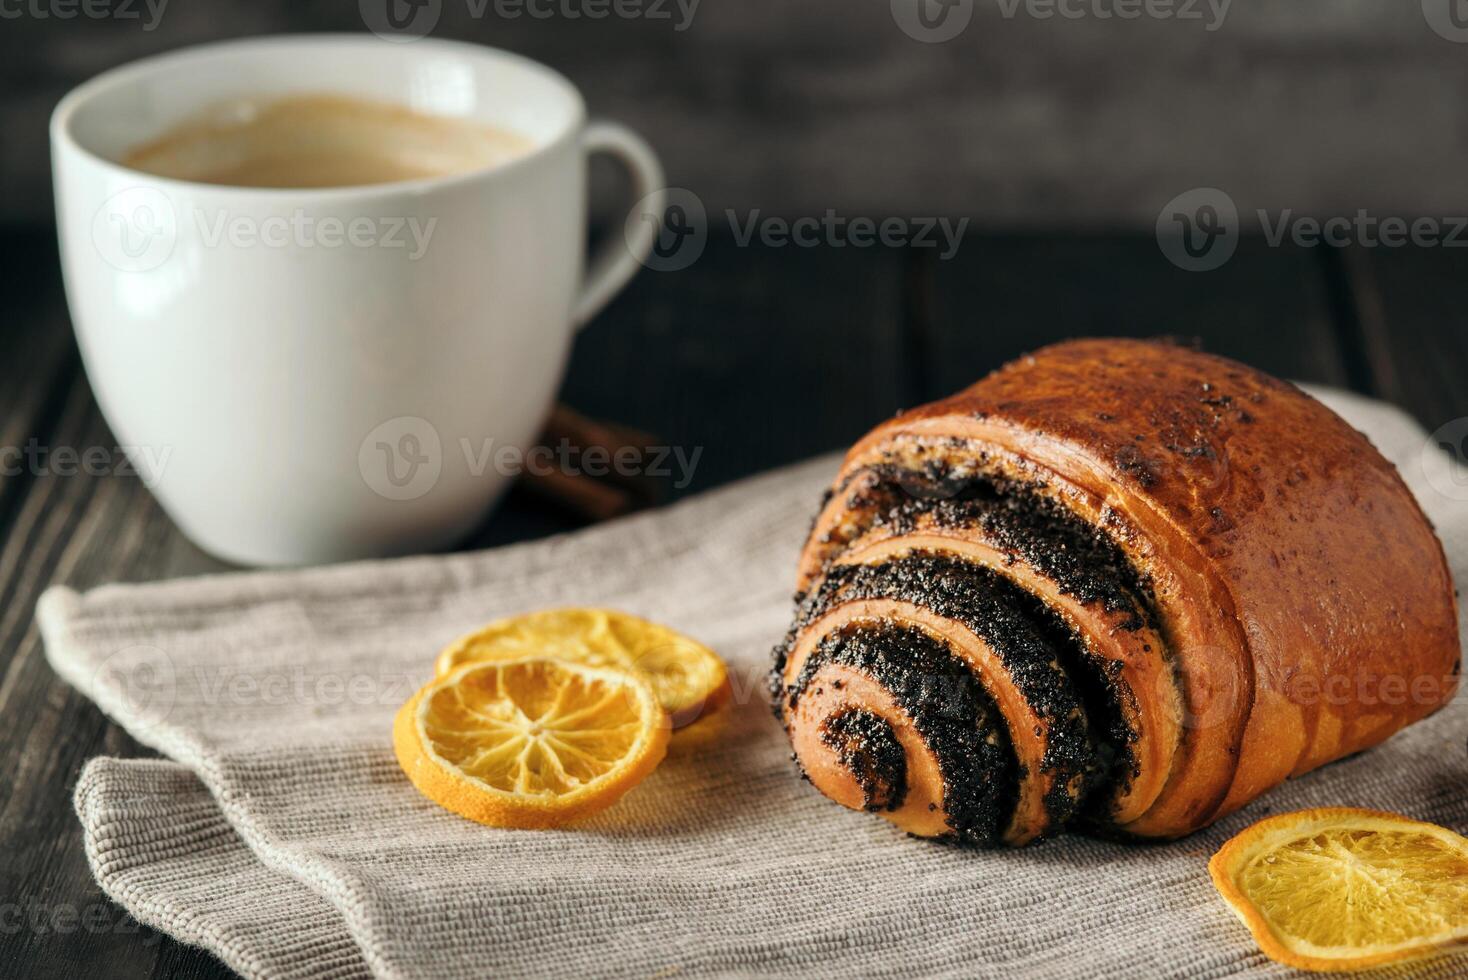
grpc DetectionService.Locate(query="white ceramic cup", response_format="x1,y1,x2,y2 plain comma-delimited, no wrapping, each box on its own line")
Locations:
52,35,664,566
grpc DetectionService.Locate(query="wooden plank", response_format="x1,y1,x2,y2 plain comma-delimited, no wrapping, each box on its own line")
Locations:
1331,245,1468,431
466,234,908,549
0,231,78,540
0,370,252,980
922,234,1348,401
552,232,907,492
0,379,203,980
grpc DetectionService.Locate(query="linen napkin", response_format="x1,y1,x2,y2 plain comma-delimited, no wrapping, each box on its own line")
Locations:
41,388,1468,980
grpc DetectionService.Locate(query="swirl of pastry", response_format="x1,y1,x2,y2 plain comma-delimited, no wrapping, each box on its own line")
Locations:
772,338,1460,845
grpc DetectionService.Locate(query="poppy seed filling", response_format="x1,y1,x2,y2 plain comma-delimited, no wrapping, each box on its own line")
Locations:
852,465,1153,627
818,709,908,813
789,623,1017,846
775,462,1160,844
791,554,1099,822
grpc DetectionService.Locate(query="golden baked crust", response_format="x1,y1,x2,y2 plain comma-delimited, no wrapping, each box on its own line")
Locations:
778,338,1459,842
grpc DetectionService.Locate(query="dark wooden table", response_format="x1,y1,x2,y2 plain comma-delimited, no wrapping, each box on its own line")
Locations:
0,227,1463,979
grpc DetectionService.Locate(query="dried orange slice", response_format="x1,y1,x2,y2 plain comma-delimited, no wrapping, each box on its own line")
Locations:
434,608,728,729
1209,807,1468,972
393,657,670,828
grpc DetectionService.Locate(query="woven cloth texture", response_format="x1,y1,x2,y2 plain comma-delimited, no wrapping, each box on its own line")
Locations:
40,387,1468,979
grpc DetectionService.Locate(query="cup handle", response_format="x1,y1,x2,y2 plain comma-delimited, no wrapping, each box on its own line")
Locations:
574,120,666,329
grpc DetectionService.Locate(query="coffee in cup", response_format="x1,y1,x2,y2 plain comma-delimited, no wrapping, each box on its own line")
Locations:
121,93,534,189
